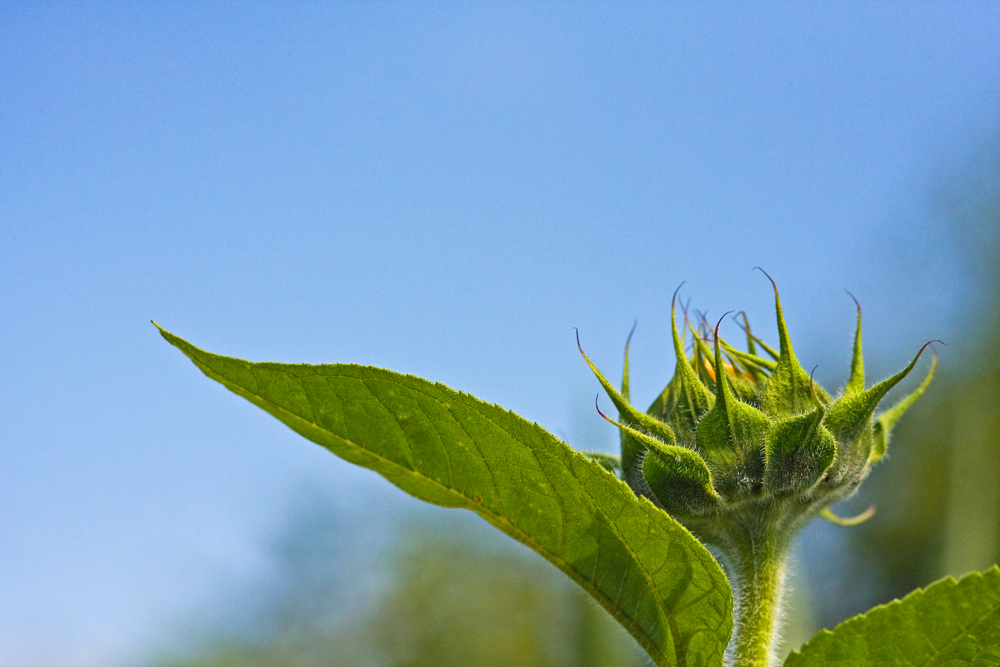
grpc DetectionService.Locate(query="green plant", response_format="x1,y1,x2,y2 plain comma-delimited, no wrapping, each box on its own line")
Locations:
156,273,1000,667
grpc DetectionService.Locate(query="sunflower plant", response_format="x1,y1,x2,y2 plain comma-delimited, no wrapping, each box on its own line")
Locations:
156,271,999,667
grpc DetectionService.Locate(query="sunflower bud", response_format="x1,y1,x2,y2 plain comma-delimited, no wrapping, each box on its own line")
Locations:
579,272,936,554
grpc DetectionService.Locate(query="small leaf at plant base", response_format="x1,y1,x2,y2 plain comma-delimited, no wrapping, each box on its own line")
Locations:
157,325,734,667
785,567,1000,666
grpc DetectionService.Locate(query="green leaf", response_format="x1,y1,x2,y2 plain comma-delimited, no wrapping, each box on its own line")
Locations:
157,325,734,667
785,567,1000,666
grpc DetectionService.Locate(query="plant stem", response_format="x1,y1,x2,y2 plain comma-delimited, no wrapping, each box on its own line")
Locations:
730,534,788,667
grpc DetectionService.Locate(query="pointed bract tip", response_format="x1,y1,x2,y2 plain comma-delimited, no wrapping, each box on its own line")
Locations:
595,395,613,424
671,281,687,311
754,266,778,295
808,365,822,406
909,340,943,370
845,289,861,314
714,311,734,341
711,312,734,389
918,340,945,357
626,320,638,349
574,328,583,353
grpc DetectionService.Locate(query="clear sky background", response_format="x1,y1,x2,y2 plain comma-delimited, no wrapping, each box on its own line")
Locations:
1,3,998,666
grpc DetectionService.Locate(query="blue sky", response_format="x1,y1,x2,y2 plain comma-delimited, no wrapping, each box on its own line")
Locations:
1,3,998,665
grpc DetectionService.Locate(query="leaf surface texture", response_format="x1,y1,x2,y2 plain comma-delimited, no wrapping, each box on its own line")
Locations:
786,567,1000,666
158,327,734,667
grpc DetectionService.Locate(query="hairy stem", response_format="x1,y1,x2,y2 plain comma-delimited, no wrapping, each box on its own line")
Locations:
729,533,788,667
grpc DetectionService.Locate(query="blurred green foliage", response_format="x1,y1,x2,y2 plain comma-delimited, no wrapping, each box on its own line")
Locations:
154,508,644,667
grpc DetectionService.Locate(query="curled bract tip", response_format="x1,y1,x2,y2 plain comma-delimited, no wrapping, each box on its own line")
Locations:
754,266,778,294
714,311,735,340
912,340,944,369
808,364,822,406
845,289,861,314
671,281,686,310
626,320,638,348
919,340,945,357
594,395,612,424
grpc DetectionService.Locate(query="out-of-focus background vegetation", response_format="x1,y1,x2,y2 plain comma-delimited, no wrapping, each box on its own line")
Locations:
152,495,647,667
2,4,997,667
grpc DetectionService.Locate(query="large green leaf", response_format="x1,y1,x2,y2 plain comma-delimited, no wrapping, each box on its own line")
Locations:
785,567,1000,666
157,326,733,667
